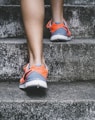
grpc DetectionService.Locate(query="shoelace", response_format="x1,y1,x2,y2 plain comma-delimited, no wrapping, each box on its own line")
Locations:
46,19,71,37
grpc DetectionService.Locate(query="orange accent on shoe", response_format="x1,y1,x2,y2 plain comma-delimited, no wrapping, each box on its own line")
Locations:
20,65,48,84
20,77,25,84
20,64,29,84
26,65,48,79
46,20,71,37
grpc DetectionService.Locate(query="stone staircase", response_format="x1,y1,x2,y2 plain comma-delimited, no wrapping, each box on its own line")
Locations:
0,0,95,120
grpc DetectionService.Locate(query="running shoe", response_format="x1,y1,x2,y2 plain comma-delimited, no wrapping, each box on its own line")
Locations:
19,64,48,89
46,19,72,42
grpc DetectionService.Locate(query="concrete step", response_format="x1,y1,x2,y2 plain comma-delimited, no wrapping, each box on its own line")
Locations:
0,81,95,120
0,5,95,38
0,38,95,82
46,0,95,5
0,0,95,5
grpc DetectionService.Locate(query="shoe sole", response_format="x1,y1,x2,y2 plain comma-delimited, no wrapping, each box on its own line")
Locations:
19,79,48,89
50,35,73,42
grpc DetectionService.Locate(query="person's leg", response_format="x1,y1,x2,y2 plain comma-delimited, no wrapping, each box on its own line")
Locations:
51,0,64,23
20,0,48,89
21,0,44,67
46,0,72,41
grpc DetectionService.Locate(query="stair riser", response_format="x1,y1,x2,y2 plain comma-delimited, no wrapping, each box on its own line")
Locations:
0,101,95,120
1,39,95,82
0,6,95,38
0,0,95,5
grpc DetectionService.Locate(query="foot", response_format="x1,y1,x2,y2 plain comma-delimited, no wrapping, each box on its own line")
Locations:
19,64,48,89
46,19,72,42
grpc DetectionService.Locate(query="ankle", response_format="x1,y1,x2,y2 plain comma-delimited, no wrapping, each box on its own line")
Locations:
52,18,63,24
29,60,45,67
29,56,46,67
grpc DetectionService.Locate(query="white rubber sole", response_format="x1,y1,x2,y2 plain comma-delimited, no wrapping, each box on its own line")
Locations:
50,34,72,42
19,79,48,89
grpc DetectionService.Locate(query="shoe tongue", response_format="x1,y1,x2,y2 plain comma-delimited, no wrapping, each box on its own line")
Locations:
28,63,42,68
35,64,42,67
55,22,61,24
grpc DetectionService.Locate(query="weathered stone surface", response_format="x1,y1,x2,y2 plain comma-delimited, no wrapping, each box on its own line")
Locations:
0,5,95,38
0,82,95,120
0,0,20,5
0,38,95,82
0,6,24,38
65,0,95,5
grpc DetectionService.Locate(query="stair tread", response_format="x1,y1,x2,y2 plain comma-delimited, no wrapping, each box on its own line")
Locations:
0,81,95,102
0,38,95,44
0,5,95,7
